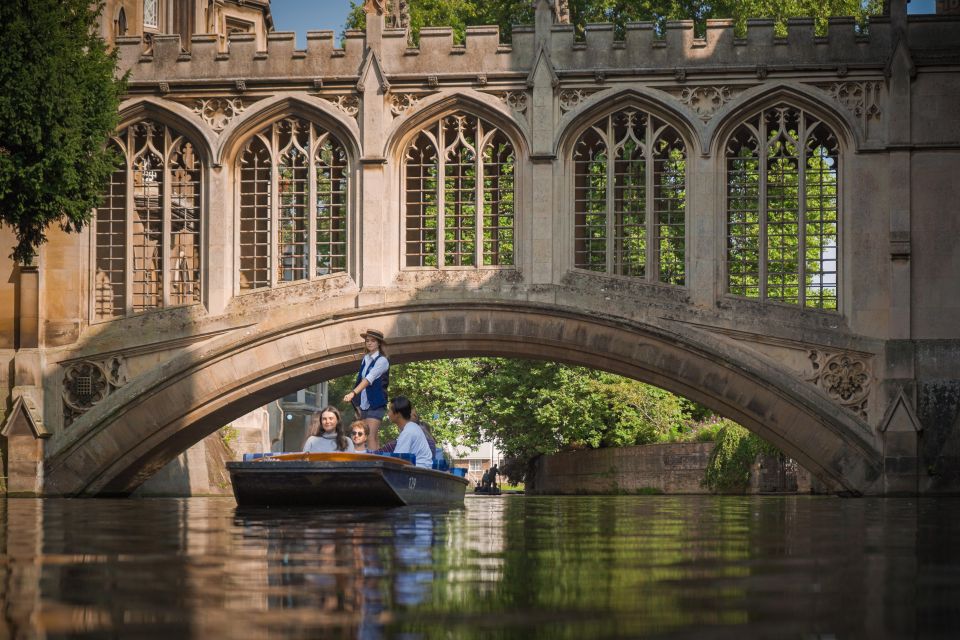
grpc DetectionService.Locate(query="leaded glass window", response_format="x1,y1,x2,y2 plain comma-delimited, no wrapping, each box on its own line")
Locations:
572,108,687,284
725,105,839,310
403,113,515,268
143,0,158,29
94,121,203,321
237,118,349,290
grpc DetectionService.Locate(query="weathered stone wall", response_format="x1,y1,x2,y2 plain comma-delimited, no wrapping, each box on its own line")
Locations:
530,442,716,494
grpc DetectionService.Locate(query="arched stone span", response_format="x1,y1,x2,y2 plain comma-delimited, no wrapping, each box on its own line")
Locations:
43,302,883,497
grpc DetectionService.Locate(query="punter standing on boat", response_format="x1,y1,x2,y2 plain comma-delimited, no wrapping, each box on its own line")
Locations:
343,329,390,451
303,406,355,453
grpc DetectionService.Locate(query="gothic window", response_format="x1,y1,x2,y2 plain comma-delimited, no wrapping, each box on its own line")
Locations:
572,108,686,284
116,8,127,37
237,117,349,290
94,121,203,321
143,0,159,29
725,105,839,310
403,113,515,268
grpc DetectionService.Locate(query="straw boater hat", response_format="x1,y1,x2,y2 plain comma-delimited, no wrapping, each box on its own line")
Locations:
360,329,386,344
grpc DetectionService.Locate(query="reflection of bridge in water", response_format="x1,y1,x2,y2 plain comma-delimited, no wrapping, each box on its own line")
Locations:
2,1,959,496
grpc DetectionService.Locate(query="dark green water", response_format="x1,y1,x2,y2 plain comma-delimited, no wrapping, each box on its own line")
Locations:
2,495,959,639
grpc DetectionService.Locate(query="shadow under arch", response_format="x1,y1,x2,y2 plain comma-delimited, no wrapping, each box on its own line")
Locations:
382,89,532,161
216,92,362,168
42,302,883,498
117,97,217,167
554,87,704,159
705,82,862,158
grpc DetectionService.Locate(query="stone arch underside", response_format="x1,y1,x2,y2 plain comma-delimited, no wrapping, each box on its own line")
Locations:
43,303,883,497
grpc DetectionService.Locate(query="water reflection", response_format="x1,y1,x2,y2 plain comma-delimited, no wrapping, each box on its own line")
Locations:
2,496,960,638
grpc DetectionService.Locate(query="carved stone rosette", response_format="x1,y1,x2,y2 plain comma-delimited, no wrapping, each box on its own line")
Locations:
558,88,597,114
326,94,361,119
807,350,871,419
674,86,738,122
194,98,245,132
389,92,421,117
62,356,128,428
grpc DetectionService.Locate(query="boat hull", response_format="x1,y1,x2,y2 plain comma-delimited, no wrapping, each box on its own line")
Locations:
226,456,468,507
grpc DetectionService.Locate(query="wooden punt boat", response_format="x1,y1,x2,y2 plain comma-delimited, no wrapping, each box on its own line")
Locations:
226,452,469,508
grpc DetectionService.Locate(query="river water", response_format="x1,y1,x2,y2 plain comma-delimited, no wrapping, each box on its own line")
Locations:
2,495,959,639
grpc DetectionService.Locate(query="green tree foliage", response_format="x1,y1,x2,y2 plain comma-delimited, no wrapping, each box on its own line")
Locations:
328,357,718,471
346,0,881,41
702,420,779,493
0,0,125,264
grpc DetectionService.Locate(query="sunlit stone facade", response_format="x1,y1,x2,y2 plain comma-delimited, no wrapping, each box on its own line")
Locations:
2,0,960,496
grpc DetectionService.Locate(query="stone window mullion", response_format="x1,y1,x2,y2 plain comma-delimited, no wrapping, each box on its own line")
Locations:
758,114,768,302
308,124,317,281
605,115,615,275
437,120,446,268
161,127,172,308
124,127,134,316
797,114,808,309
269,122,279,289
475,118,485,268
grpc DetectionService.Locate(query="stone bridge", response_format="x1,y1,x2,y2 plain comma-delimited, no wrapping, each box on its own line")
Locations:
2,1,959,496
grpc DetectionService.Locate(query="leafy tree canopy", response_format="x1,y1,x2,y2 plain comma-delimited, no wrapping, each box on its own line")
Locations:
0,0,125,264
327,357,724,479
346,0,882,41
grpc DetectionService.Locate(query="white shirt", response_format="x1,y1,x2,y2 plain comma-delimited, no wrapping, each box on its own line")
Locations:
359,351,389,410
394,421,433,468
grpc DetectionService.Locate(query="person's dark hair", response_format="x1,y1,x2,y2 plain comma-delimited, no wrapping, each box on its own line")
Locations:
390,396,412,420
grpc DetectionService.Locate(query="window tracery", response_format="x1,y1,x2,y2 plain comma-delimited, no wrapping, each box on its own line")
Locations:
237,117,349,290
94,121,202,321
572,108,686,284
403,113,515,268
725,104,839,309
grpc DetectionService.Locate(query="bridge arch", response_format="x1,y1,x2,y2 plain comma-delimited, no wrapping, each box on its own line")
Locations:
43,303,883,497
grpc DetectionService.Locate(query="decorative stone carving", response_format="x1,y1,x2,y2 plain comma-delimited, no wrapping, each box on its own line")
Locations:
389,93,421,117
62,356,128,427
675,86,738,122
807,350,871,419
550,0,571,24
363,0,386,15
558,88,597,113
821,81,882,123
327,94,361,118
497,91,528,114
386,0,410,29
194,98,245,132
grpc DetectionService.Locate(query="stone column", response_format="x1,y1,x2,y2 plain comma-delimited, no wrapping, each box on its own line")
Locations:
531,0,558,287
882,5,921,493
2,262,48,495
356,3,392,301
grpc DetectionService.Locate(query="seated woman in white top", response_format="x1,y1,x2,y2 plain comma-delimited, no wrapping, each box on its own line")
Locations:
303,406,355,453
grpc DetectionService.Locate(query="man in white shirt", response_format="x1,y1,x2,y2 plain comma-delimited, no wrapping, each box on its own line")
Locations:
387,396,433,468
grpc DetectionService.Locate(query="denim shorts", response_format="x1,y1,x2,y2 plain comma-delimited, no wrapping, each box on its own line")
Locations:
359,406,386,421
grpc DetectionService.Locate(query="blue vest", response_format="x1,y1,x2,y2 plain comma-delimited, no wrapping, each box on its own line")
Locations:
355,354,389,410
